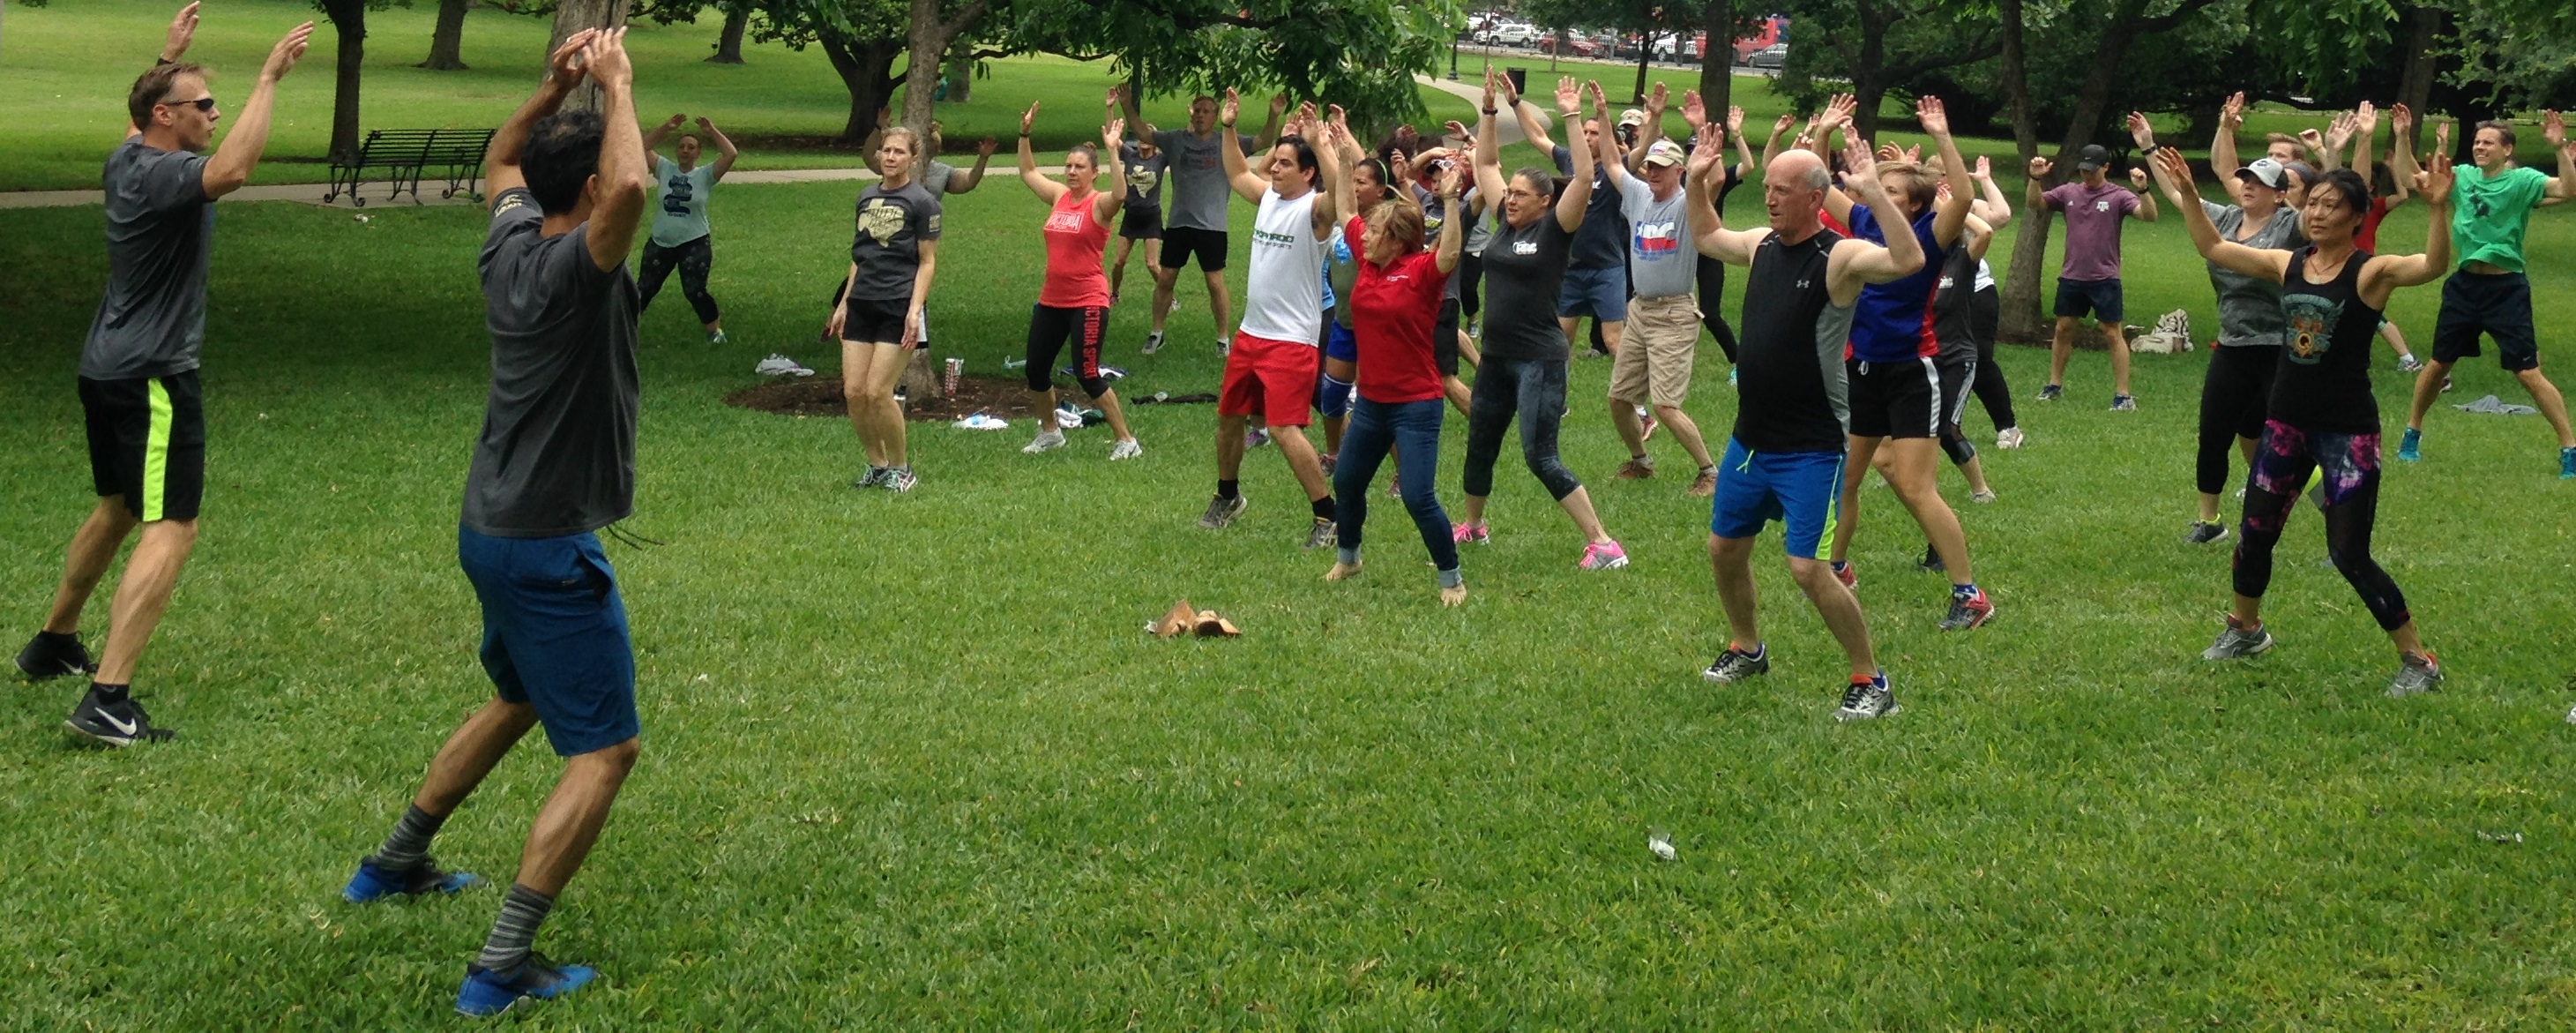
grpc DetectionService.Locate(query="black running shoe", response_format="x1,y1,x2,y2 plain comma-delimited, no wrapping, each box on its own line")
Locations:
16,631,93,681
2184,520,2229,545
65,689,175,746
1916,543,1945,573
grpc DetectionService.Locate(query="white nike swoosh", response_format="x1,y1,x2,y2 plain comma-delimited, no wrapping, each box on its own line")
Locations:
100,711,138,737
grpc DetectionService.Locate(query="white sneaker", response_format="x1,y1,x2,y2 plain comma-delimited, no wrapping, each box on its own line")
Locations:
756,354,814,378
1023,429,1067,453
1995,427,2024,450
1141,331,1164,356
1055,405,1085,430
1109,438,1144,461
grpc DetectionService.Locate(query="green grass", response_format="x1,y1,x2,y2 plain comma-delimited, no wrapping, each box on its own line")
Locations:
13,4,2576,1029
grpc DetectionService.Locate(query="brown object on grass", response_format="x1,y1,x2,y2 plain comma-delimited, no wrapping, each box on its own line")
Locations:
1148,600,1240,638
723,375,1049,423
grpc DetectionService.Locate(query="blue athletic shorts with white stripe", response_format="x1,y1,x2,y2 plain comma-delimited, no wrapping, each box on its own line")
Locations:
1710,438,1846,559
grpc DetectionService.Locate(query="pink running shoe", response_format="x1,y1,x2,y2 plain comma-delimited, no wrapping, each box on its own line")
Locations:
1452,521,1490,545
1579,540,1629,570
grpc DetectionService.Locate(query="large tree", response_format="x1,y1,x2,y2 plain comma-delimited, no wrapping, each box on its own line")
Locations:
748,0,910,142
709,2,750,62
419,0,470,69
1770,0,2000,141
314,0,388,163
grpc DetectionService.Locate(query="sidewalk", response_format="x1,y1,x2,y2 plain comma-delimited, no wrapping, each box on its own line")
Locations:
1414,73,1546,146
0,164,1063,210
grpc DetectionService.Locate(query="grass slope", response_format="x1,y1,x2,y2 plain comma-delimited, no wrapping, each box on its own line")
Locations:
4,150,2576,1026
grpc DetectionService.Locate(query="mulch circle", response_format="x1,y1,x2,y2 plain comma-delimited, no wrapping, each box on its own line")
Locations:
725,375,1218,423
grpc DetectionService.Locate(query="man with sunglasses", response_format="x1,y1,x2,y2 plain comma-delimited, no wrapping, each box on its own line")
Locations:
15,4,312,746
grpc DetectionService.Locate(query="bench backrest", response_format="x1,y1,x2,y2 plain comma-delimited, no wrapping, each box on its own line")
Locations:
355,128,498,166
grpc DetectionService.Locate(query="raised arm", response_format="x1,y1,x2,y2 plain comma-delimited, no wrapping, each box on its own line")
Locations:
698,116,739,179
1629,81,1669,173
2143,134,2197,213
2363,160,2456,304
578,31,651,272
946,138,997,194
2212,91,2250,207
1219,88,1266,204
1512,75,1567,155
861,107,890,176
1116,85,1145,138
1729,107,1757,175
1599,85,1636,190
2546,110,2572,199
1434,162,1466,274
1325,116,1359,223
2128,166,2160,222
1968,155,2012,229
1555,81,1602,232
1093,101,1128,226
2023,155,2053,214
1925,96,1974,245
1307,106,1342,237
1473,68,1509,206
643,112,683,167
1684,128,1765,265
2385,103,2416,204
2155,147,2286,283
130,3,202,137
486,29,593,206
1016,101,1065,202
1760,112,1793,174
2350,101,2378,193
2318,111,2355,171
1831,139,1924,297
198,21,314,199
1253,93,1287,154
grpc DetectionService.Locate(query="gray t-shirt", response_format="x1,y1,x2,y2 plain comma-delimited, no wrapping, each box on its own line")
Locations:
82,138,213,381
919,159,958,197
461,189,641,539
648,155,717,248
849,180,942,301
1154,127,1259,232
1460,186,1494,257
1119,142,1167,212
2203,200,2306,348
1617,175,1692,298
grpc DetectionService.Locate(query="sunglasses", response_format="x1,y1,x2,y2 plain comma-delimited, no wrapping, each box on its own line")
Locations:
161,96,217,114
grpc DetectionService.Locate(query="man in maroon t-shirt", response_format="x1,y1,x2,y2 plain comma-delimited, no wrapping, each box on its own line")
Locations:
2027,144,2158,409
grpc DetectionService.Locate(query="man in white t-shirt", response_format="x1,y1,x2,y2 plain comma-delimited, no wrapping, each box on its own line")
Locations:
1194,92,1343,550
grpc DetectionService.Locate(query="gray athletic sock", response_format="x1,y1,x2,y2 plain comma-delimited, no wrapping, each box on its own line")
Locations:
474,884,556,974
370,804,446,871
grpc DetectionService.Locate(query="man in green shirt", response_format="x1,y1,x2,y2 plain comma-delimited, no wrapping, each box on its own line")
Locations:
2398,113,2576,477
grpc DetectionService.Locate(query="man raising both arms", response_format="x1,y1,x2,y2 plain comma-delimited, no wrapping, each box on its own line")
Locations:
340,29,649,1017
1684,128,1926,722
2029,144,2159,409
1121,90,1283,355
1598,94,1717,497
1197,94,1341,548
2396,111,2576,477
17,4,311,745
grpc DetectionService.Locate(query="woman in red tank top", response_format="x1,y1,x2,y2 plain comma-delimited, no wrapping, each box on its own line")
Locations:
1014,96,1139,460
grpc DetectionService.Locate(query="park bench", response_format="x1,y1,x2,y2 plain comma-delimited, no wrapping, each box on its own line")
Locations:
323,128,497,206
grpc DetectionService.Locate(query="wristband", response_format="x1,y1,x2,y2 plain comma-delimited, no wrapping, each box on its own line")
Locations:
1482,108,1497,116
156,56,176,66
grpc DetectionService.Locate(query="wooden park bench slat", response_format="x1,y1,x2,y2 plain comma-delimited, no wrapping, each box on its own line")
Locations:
324,127,497,206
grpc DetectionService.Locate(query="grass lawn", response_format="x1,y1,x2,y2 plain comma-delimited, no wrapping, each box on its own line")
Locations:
7,108,2576,1023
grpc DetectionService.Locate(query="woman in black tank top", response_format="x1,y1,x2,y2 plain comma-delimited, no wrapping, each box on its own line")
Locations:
2162,150,2458,695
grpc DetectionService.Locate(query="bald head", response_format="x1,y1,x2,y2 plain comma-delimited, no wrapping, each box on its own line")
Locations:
1762,149,1830,236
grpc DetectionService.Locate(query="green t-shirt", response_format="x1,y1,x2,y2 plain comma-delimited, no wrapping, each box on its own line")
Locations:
2449,164,2549,272
649,155,719,248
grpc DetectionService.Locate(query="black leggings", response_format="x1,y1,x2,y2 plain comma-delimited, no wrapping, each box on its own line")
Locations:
1937,358,1978,467
1966,287,2013,431
1461,355,1581,501
1697,254,1739,363
1026,303,1111,397
2232,428,2411,632
2197,345,2279,496
1458,253,1484,322
638,236,719,326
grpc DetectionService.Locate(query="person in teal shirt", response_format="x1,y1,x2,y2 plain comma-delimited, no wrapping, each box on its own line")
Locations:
2399,112,2576,476
639,113,737,343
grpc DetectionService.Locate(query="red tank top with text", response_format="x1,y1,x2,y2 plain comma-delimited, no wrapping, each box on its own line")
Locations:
1040,190,1111,308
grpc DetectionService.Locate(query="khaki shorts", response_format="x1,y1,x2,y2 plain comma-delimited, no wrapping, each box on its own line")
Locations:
1607,293,1701,408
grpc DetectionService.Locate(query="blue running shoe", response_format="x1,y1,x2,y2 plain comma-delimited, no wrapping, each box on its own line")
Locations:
344,857,482,903
2396,427,2422,462
2561,446,2574,479
456,954,598,1017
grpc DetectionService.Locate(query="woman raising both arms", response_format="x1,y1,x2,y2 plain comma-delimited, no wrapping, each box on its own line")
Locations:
2157,145,2456,696
1013,95,1141,460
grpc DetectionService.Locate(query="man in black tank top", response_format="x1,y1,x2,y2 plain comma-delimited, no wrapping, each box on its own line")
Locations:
1682,131,1927,722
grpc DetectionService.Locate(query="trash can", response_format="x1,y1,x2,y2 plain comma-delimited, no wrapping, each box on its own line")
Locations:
1506,68,1527,97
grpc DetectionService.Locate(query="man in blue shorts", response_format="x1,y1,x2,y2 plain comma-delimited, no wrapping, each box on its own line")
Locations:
2028,144,2159,409
1681,129,1925,721
338,28,649,1017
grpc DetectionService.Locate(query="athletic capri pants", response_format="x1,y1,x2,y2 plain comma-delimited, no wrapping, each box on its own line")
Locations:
1461,355,1581,501
1027,303,1112,397
2232,419,2411,632
639,235,720,326
2197,344,2280,496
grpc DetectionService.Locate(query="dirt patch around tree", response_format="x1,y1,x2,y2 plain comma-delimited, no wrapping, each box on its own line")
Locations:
724,376,1048,423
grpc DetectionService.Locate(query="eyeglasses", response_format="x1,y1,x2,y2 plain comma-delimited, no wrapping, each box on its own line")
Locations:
161,96,218,114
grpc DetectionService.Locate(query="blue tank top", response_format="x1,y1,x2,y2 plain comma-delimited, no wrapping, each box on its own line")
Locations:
1843,205,1946,363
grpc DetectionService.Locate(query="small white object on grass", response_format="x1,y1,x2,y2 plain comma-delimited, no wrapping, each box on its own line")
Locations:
1647,830,1676,862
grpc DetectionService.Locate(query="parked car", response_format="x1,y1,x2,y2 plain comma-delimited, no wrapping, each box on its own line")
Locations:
1537,34,1607,57
1490,23,1539,46
1744,43,1788,69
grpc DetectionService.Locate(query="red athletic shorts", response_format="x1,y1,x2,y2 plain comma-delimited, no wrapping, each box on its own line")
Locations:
1218,331,1320,427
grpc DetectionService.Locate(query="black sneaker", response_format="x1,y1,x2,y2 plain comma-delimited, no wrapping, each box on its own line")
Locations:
1916,543,1945,573
2184,520,2229,544
16,631,93,681
65,689,175,746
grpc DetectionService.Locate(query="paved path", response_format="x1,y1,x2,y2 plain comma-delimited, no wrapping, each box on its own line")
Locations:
1414,73,1545,146
0,164,1068,210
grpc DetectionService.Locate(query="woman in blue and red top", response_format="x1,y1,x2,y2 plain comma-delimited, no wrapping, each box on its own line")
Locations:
2160,147,2456,696
1321,146,1469,606
1013,97,1139,460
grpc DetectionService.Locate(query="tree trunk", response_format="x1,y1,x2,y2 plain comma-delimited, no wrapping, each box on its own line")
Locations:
1698,0,1733,123
322,0,366,164
942,35,974,102
1551,27,1566,71
707,5,747,64
420,0,468,70
2396,4,2442,155
549,0,631,113
1631,34,1654,104
822,31,902,144
1994,0,2049,341
899,0,989,146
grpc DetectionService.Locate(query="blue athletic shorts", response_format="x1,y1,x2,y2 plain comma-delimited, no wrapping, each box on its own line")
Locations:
1710,438,1846,558
1557,265,1629,322
458,526,638,757
2052,276,2124,323
1325,321,1358,363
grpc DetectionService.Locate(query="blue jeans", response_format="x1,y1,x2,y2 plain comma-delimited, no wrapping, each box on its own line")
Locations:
1333,397,1459,575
